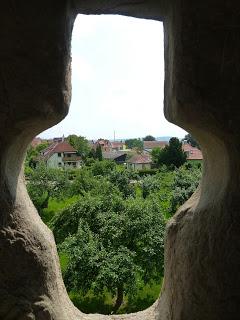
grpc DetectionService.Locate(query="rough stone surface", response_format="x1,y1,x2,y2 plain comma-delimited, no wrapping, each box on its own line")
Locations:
1,0,240,319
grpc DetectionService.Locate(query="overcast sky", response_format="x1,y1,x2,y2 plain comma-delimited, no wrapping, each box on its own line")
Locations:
42,14,186,140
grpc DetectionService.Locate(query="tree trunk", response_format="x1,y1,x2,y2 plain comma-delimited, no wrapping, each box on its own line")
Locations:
112,285,124,314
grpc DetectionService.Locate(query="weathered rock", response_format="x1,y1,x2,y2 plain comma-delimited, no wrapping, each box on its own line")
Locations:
1,1,240,319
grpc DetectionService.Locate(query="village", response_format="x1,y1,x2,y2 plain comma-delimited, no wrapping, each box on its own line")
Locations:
31,135,203,171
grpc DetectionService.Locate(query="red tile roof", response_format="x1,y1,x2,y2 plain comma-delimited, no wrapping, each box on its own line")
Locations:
127,154,152,164
182,143,203,160
143,141,168,150
42,141,77,159
53,142,76,153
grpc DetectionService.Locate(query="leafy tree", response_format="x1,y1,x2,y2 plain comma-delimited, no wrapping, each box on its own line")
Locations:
151,137,187,168
91,159,116,176
108,169,138,199
51,184,123,243
27,162,70,213
170,164,201,214
68,167,96,197
25,142,49,168
52,194,165,313
183,133,200,149
143,135,155,141
95,145,103,161
141,174,162,199
125,138,143,151
87,148,97,160
67,135,90,158
151,147,162,167
140,169,175,219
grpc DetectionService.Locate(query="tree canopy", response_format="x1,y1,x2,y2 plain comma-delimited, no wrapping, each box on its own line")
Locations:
51,193,165,313
143,135,155,141
25,153,201,314
169,163,201,213
151,137,187,168
27,162,70,212
183,133,200,149
67,135,90,158
95,144,103,161
25,142,49,168
125,138,143,150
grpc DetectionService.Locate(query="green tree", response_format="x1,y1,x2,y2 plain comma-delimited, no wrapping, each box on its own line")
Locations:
27,162,70,214
140,168,175,219
152,137,187,168
125,138,143,151
108,169,138,199
67,135,90,158
169,164,201,214
87,148,97,160
91,159,116,176
68,167,96,197
143,135,155,141
25,142,49,168
95,145,103,161
52,194,165,313
183,133,200,149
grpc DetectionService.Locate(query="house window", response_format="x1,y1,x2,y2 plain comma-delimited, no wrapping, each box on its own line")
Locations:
58,162,62,167
58,153,61,157
67,154,71,157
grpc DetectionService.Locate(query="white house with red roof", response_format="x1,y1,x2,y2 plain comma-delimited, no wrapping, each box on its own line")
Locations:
41,141,82,169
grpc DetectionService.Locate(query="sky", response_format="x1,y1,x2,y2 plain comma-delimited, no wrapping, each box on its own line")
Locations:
42,14,186,140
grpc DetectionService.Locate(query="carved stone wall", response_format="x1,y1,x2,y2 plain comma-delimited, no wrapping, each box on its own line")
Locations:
0,1,240,319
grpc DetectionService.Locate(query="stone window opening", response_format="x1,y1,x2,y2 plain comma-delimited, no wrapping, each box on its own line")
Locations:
38,13,167,316
1,2,237,320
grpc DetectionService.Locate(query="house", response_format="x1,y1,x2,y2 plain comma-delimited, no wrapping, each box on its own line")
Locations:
110,141,126,151
94,138,112,152
53,136,65,143
143,140,168,152
102,151,127,164
127,153,152,170
182,143,203,161
41,141,82,168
